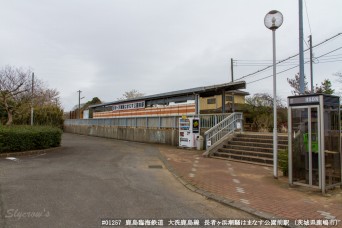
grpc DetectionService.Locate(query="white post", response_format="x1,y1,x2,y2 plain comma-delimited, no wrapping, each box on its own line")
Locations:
272,29,278,179
288,100,293,185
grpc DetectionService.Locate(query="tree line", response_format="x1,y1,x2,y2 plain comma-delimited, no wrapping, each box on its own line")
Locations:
243,73,339,132
0,65,63,127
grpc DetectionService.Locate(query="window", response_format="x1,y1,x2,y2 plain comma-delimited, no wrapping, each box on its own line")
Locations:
207,98,216,104
225,95,233,102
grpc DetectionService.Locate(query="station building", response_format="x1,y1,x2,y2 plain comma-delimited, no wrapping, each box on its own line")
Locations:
88,81,248,118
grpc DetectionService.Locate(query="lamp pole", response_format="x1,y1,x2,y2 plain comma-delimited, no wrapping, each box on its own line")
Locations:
264,10,283,179
272,28,278,179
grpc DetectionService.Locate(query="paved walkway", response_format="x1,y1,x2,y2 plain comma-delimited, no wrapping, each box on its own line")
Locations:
157,146,342,227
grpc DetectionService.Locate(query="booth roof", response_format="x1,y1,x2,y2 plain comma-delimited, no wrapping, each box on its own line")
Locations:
89,81,247,109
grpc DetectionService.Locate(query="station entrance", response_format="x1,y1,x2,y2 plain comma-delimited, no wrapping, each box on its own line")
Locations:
288,94,341,194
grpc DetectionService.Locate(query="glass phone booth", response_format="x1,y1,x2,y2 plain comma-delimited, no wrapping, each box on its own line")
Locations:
288,94,341,194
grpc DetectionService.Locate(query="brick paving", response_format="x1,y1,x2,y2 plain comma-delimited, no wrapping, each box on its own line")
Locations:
158,146,342,227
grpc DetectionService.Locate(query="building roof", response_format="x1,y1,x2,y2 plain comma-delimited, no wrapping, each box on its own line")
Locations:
89,81,248,109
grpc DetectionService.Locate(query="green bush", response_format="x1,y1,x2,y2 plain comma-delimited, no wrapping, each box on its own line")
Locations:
13,105,64,129
0,125,62,153
278,149,289,176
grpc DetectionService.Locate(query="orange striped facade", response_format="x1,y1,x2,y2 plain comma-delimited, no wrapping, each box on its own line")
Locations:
93,104,196,118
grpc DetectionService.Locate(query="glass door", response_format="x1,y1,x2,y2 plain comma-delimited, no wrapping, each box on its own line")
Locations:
310,107,319,186
291,106,320,187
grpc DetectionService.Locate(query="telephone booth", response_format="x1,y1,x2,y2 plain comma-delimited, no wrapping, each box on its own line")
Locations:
288,94,341,194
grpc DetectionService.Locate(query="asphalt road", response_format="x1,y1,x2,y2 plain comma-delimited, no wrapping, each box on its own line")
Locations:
0,133,266,228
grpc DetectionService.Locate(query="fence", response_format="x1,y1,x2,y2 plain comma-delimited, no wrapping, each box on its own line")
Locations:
64,114,231,130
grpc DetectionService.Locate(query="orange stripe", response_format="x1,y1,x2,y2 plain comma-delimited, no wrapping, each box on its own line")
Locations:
93,104,196,118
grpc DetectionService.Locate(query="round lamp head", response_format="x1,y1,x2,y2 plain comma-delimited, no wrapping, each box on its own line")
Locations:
264,10,283,30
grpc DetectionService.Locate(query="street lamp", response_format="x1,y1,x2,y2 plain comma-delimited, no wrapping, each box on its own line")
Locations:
264,10,283,179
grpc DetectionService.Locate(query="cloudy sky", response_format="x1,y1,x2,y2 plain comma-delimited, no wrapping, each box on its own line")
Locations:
1,0,341,111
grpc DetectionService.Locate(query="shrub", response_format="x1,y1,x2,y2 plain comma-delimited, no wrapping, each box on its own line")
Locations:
13,105,64,129
0,125,62,153
278,149,289,176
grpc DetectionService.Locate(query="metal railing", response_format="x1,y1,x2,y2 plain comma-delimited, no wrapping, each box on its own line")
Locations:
64,113,231,130
204,112,243,150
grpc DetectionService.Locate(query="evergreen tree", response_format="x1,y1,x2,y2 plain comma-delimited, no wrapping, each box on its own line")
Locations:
287,74,335,95
315,79,334,95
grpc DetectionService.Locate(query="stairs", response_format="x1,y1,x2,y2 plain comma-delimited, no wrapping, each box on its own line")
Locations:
211,133,288,166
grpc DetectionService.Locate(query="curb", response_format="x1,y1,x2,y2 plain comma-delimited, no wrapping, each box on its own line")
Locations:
0,146,61,158
157,149,299,228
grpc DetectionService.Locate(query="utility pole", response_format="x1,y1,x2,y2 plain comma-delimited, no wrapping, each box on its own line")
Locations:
30,73,34,126
230,58,234,82
77,90,82,119
309,35,314,93
299,0,305,94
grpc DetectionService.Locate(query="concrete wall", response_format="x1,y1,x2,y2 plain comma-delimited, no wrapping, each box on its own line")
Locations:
64,125,179,146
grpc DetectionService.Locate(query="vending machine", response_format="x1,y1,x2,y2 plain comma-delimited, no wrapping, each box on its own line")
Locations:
179,117,200,148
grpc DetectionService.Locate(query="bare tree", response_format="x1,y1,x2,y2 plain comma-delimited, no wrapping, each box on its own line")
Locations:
117,89,145,101
0,66,32,125
243,93,287,132
245,93,284,108
0,65,63,125
287,73,310,95
335,72,342,83
34,86,60,107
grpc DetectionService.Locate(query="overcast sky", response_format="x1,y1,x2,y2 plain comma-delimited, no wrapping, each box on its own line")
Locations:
1,0,341,111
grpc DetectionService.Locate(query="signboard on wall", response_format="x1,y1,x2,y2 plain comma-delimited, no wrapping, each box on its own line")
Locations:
192,119,200,133
83,110,89,119
289,96,319,106
111,101,145,111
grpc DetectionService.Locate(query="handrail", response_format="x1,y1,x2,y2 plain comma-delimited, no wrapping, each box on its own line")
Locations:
204,112,243,151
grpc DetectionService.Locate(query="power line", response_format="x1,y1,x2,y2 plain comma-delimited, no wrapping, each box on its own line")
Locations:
304,39,310,49
235,32,342,81
318,60,342,64
318,56,342,61
235,63,298,67
247,46,342,84
315,46,342,58
235,53,342,64
304,0,312,35
248,65,299,84
320,53,342,57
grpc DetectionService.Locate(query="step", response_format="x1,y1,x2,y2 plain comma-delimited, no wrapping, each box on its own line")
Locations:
228,141,288,150
211,155,273,167
223,144,274,153
236,133,288,140
232,137,288,145
212,151,273,165
218,148,273,158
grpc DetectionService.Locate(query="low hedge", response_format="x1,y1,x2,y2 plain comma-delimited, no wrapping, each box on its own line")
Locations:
0,125,62,153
